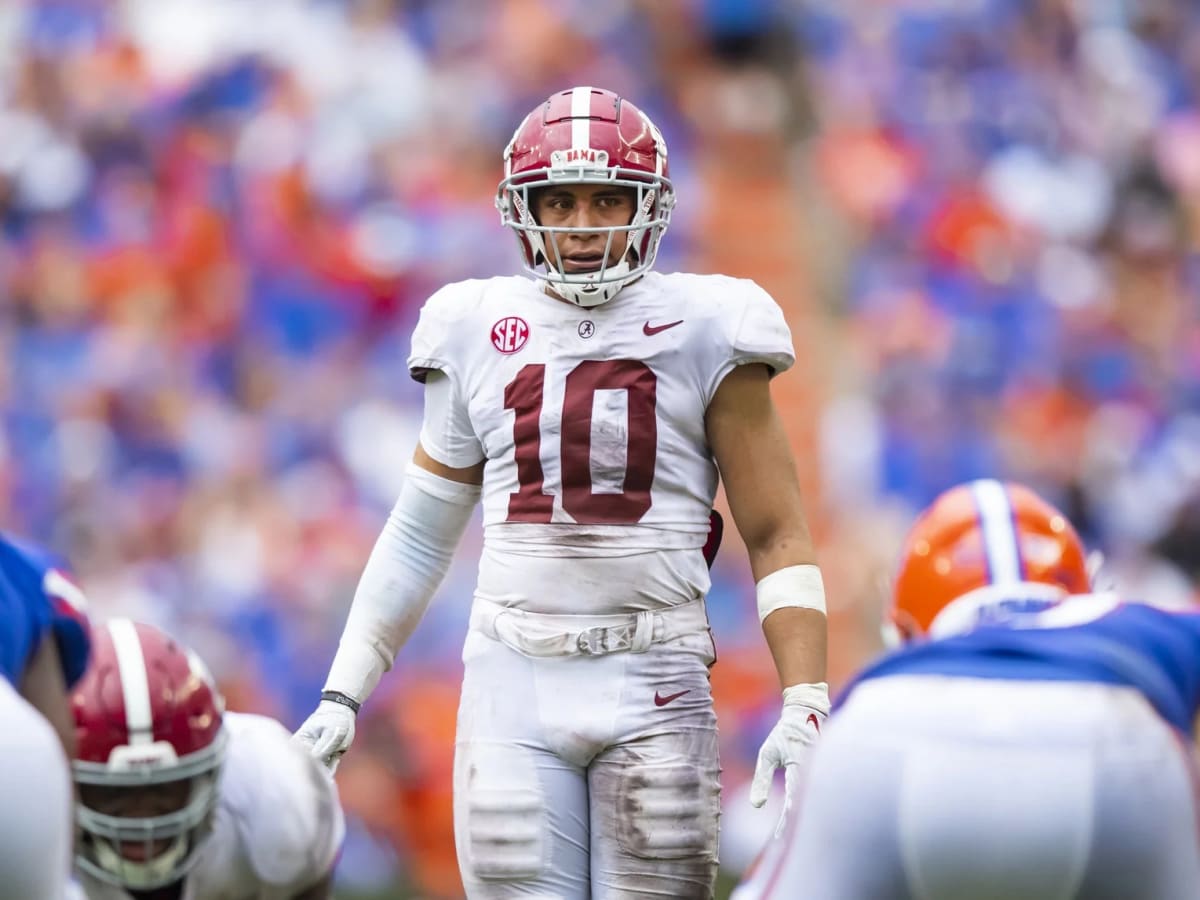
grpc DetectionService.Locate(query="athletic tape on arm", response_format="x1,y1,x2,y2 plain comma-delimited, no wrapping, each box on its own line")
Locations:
756,564,827,623
324,462,480,701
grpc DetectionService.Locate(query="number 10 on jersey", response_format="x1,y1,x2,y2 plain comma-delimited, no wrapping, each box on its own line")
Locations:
504,360,658,525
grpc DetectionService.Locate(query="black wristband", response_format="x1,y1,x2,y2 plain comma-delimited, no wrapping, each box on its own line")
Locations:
320,690,362,714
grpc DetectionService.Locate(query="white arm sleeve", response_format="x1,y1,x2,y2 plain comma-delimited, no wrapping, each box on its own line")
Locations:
323,462,480,702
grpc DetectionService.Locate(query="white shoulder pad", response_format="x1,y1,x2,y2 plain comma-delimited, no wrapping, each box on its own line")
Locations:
221,712,346,890
693,275,795,404
407,279,488,382
723,277,795,377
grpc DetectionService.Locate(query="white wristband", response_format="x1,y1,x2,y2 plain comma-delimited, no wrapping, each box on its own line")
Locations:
782,682,830,716
756,564,826,623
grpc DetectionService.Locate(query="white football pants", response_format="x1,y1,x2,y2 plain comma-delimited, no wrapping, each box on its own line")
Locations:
738,675,1200,900
453,606,722,899
0,677,74,899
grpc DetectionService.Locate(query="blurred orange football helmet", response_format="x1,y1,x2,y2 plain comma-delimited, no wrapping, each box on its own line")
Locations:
889,479,1091,641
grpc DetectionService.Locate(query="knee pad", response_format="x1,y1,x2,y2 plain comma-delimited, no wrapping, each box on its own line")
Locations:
455,743,546,882
616,757,720,861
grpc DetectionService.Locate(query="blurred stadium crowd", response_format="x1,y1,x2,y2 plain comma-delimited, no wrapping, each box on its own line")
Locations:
0,0,1197,895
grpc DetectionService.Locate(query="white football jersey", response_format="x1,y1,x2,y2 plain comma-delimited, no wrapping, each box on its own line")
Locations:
78,712,345,900
410,272,794,614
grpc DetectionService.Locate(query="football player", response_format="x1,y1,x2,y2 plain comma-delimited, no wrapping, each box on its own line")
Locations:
71,619,344,900
0,533,92,899
293,86,829,897
735,479,1200,899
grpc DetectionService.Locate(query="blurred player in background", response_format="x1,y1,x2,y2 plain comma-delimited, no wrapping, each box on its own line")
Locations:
294,85,828,898
0,533,91,899
71,619,344,900
736,479,1200,900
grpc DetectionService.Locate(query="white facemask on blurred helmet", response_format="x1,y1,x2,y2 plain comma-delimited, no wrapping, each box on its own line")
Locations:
72,619,227,890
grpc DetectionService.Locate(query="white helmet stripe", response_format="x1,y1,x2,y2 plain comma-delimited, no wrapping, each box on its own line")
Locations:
108,619,153,745
970,479,1022,584
571,85,593,150
647,116,666,176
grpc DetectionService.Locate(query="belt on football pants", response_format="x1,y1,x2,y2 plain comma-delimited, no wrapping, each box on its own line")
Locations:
470,597,710,658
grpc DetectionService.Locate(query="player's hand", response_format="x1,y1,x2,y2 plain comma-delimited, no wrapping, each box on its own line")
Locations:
293,699,357,773
749,682,829,808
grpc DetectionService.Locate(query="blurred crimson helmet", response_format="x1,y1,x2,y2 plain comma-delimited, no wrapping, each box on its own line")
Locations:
71,618,226,890
889,479,1091,641
496,86,674,308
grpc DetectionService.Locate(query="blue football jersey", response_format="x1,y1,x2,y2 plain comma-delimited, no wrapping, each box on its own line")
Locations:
0,534,91,688
844,595,1200,734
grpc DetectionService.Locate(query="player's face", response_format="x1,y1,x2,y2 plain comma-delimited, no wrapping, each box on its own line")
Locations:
80,779,192,860
532,184,637,273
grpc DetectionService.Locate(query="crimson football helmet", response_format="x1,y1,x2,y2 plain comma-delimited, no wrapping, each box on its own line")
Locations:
889,479,1092,641
71,619,227,889
496,86,674,307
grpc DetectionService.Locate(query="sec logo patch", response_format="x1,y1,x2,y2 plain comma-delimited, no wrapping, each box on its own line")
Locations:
491,316,529,354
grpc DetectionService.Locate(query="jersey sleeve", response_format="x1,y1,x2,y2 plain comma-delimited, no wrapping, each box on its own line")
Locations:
225,714,346,891
409,281,486,467
706,279,796,403
407,280,482,383
419,370,485,468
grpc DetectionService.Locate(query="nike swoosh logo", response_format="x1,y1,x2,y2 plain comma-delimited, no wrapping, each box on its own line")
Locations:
654,689,690,707
806,713,821,733
643,319,684,336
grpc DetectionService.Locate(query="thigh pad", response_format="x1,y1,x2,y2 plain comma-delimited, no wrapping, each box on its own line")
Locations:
456,743,547,882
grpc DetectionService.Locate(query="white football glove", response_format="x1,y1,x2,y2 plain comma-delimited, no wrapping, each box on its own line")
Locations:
293,698,357,773
749,682,829,809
